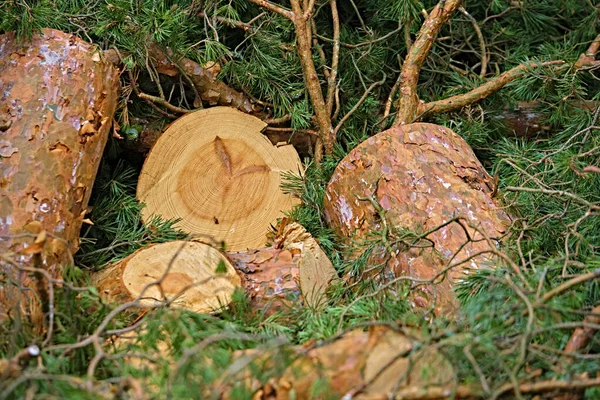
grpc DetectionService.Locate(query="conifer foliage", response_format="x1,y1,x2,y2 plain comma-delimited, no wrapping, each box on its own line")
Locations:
1,0,600,398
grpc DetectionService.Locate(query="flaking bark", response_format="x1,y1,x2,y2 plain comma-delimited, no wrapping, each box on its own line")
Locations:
0,29,119,329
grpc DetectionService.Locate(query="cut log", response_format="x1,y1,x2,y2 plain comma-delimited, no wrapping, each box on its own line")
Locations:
221,326,452,399
323,123,511,316
107,326,451,399
229,220,337,312
94,241,241,314
0,29,119,327
137,107,303,251
94,223,336,314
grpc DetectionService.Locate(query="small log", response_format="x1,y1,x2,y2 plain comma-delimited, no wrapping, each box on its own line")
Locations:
0,29,119,327
230,219,337,312
94,223,336,314
94,241,242,314
137,107,303,251
324,123,511,316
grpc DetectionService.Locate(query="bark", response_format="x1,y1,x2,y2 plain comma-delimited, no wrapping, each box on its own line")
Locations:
575,33,600,68
563,304,600,354
223,326,453,399
0,29,119,328
232,218,337,312
290,0,335,155
323,123,511,316
417,61,564,119
103,47,258,114
247,0,335,158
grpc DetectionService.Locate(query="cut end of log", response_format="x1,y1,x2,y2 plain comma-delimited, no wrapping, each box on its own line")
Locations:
137,107,303,251
94,241,242,314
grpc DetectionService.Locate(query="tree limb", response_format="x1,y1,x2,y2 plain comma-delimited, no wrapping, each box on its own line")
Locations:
395,0,463,125
459,6,487,77
576,33,600,69
289,0,334,156
417,60,565,119
245,0,293,19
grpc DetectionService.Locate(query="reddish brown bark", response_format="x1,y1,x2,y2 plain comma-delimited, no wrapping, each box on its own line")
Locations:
103,47,258,114
575,33,600,68
94,223,335,316
323,123,511,315
0,29,119,328
290,0,335,156
223,326,453,399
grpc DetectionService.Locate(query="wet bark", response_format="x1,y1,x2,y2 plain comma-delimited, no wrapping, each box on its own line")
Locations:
323,123,511,316
0,29,119,329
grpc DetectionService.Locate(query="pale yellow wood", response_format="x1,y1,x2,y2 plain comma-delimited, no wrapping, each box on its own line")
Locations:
95,241,241,314
137,107,303,250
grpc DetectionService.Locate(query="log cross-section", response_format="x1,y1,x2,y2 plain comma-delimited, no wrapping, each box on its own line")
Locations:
137,107,303,251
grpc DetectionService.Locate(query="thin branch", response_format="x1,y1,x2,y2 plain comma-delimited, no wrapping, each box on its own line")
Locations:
576,33,600,68
263,114,292,125
459,6,487,77
265,126,318,136
246,0,293,19
197,11,266,31
395,0,463,124
316,24,404,49
325,0,340,116
538,269,600,305
383,55,404,121
418,60,565,118
359,376,600,400
347,0,367,32
334,73,386,135
505,183,597,209
137,93,192,115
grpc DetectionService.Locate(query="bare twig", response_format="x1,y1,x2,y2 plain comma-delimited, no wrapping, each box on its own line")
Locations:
316,24,404,49
334,73,386,135
538,269,600,305
246,0,293,19
383,55,404,121
325,0,340,116
137,93,192,115
459,6,487,77
197,11,266,31
418,60,565,119
576,33,600,69
359,376,600,399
